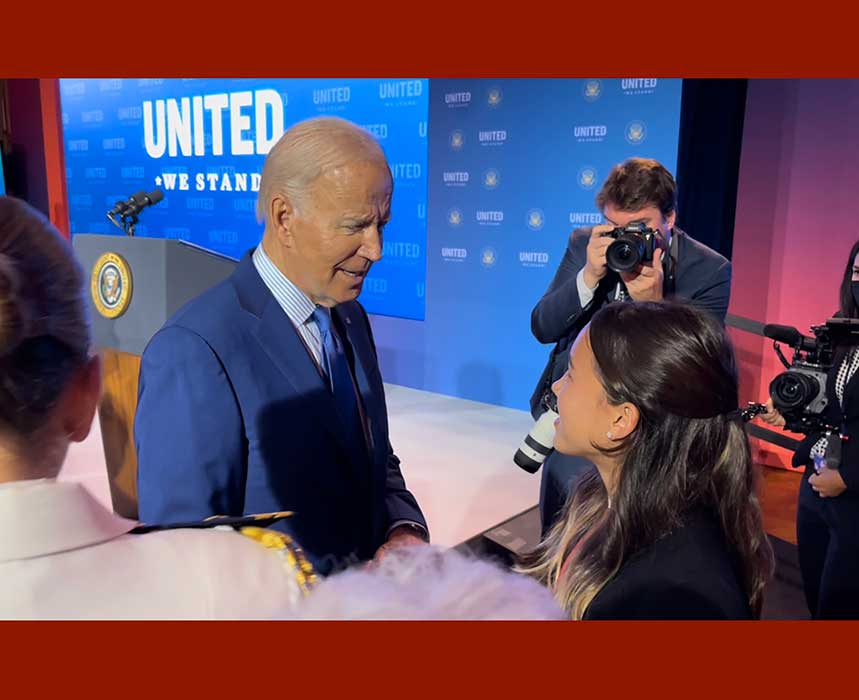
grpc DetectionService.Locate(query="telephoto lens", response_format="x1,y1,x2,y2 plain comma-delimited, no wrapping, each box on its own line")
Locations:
514,392,559,473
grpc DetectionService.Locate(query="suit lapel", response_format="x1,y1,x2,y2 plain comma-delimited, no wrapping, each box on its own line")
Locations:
231,251,370,473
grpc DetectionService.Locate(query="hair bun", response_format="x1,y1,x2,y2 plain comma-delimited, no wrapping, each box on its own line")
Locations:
0,253,31,357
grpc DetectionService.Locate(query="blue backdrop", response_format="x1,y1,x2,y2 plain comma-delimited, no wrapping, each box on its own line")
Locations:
59,78,428,320
60,77,681,411
370,78,682,409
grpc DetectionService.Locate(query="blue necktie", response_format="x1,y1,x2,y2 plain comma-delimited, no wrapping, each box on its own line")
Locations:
312,307,365,453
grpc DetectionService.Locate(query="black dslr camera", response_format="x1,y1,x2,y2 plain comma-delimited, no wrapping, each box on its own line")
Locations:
601,222,662,273
764,318,859,434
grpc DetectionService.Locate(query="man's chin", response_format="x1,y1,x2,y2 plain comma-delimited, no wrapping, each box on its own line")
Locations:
326,285,363,306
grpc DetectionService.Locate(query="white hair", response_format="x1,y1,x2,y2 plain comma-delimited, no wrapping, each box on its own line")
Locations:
292,546,565,620
256,116,389,225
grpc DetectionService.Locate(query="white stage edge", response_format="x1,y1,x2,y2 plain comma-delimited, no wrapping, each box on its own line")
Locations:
61,384,541,547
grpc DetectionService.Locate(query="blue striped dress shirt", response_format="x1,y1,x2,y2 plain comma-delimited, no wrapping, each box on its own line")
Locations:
252,243,326,372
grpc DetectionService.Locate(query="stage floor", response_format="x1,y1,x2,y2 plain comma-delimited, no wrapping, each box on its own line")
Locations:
61,383,541,546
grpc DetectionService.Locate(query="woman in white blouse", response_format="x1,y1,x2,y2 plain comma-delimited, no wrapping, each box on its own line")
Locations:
0,195,310,620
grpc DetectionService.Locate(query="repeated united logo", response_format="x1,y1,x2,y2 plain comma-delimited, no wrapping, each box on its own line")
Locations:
449,130,465,150
448,208,463,226
91,252,133,318
487,87,503,107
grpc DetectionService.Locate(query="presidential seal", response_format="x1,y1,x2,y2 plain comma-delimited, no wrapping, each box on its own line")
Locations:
91,252,132,318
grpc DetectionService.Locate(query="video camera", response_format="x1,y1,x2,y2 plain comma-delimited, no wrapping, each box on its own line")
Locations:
762,317,859,434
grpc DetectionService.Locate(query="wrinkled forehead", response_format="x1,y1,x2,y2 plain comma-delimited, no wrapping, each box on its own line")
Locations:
310,159,393,211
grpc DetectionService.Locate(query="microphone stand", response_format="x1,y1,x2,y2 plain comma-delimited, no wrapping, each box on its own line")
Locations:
121,212,139,236
106,209,139,236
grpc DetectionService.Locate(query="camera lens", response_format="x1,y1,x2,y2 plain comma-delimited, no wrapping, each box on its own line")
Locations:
770,371,820,412
615,243,634,262
606,236,644,273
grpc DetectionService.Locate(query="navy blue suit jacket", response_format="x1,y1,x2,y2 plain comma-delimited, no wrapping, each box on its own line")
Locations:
529,227,732,415
134,250,427,575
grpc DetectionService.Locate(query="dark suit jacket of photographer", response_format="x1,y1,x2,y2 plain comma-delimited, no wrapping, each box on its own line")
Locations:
529,227,732,416
793,343,859,491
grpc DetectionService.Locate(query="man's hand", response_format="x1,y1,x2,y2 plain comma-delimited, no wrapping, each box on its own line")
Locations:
582,225,616,290
372,525,426,562
621,248,664,302
809,467,847,498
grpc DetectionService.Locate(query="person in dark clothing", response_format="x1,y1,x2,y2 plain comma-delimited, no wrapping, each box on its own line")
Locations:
529,158,731,535
760,240,859,619
521,301,774,620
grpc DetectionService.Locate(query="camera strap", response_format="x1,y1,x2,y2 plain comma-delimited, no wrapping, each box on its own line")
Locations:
538,230,679,411
663,230,678,298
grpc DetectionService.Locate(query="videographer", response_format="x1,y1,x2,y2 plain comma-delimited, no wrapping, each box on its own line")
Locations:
759,240,859,619
528,158,732,534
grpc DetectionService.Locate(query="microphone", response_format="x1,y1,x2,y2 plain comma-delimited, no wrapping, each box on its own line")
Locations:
107,197,134,218
763,323,816,351
124,189,164,216
106,189,165,235
763,324,802,346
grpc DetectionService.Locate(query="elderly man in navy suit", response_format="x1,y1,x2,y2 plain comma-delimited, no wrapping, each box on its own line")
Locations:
135,116,427,575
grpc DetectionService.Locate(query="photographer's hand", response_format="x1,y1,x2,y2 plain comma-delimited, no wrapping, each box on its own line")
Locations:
809,467,847,498
582,225,616,290
621,248,664,302
758,398,786,428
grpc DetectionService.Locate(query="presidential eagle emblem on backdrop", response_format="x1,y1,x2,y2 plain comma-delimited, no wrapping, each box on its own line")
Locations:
625,120,647,144
578,167,598,190
481,247,497,267
483,169,500,189
527,209,545,231
583,79,602,102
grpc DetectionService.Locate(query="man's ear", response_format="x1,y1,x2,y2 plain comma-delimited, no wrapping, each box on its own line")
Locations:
665,209,676,231
269,193,297,248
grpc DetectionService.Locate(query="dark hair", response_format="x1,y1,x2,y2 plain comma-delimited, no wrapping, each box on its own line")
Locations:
0,196,90,434
595,157,677,219
839,239,859,318
523,301,774,618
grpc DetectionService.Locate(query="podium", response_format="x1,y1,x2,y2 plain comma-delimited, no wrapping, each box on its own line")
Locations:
73,234,237,519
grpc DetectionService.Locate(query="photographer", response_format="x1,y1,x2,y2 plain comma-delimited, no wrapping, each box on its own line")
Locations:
759,240,859,619
529,158,732,534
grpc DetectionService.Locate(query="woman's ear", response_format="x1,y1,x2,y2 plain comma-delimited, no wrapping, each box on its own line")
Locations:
608,403,640,441
61,355,102,443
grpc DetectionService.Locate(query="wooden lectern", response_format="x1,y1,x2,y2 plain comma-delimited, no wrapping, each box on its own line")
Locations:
73,234,236,518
